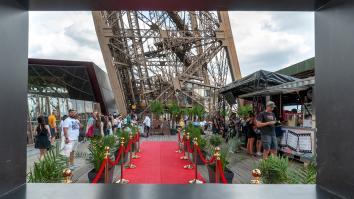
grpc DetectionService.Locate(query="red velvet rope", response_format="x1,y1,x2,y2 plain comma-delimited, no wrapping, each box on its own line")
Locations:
109,146,124,166
196,146,216,164
125,139,133,153
217,160,227,184
186,140,192,153
92,158,107,184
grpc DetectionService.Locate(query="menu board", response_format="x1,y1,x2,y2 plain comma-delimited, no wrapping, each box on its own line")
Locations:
280,127,315,155
286,130,299,151
298,133,312,152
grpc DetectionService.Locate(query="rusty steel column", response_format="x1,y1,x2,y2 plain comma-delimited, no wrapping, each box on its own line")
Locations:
218,11,242,80
92,11,127,115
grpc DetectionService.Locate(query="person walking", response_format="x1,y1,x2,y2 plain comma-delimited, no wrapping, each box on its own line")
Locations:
34,116,51,160
256,101,278,159
143,114,151,137
48,110,57,144
62,109,81,170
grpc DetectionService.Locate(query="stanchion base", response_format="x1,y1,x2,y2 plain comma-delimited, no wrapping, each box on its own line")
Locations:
116,179,129,184
180,156,188,160
183,164,193,169
126,164,136,169
188,179,204,184
132,155,140,159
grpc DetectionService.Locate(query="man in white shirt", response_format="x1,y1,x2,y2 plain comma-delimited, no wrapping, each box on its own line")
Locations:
143,114,151,137
62,109,80,169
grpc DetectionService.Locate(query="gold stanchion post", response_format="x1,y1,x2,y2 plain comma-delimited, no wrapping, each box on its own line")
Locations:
180,130,188,160
250,169,262,184
183,132,193,169
175,128,182,153
127,133,136,169
104,146,110,184
189,137,203,184
132,134,140,159
116,137,129,184
214,147,221,183
63,168,72,183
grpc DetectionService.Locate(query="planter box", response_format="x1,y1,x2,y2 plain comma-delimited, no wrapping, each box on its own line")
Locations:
207,165,234,184
87,166,115,183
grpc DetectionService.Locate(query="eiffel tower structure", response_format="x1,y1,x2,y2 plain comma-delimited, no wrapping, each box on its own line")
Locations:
92,11,241,115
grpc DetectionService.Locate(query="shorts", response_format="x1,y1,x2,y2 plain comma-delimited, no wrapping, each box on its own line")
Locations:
50,127,56,137
261,134,277,150
60,140,79,157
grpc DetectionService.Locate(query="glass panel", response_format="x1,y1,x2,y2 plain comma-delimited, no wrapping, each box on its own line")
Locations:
76,100,85,114
68,99,77,110
27,94,40,122
85,101,93,113
58,98,67,116
49,97,59,113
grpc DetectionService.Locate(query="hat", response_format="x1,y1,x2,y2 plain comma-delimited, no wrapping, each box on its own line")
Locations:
266,101,276,108
68,109,76,112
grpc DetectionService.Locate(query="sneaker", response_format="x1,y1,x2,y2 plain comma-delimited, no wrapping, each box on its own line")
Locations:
256,152,262,157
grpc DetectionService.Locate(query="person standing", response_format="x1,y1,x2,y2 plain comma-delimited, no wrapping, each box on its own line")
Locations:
48,110,57,144
34,116,51,160
62,109,80,170
143,114,151,137
256,101,278,159
59,115,68,151
246,112,256,156
107,116,113,135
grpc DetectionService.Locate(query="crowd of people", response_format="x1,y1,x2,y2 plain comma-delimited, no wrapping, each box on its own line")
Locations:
34,100,279,167
209,101,280,159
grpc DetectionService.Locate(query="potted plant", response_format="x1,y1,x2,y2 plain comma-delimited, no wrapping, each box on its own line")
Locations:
257,155,289,184
87,135,116,183
167,102,180,135
150,100,164,134
206,135,234,183
115,128,130,164
186,124,206,165
27,144,67,183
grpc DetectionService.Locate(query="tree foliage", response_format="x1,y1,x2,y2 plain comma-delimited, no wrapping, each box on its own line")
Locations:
150,100,164,117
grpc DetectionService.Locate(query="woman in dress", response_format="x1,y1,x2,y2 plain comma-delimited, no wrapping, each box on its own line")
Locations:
246,112,256,156
34,116,51,160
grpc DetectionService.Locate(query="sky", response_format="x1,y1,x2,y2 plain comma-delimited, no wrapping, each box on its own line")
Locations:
28,11,314,76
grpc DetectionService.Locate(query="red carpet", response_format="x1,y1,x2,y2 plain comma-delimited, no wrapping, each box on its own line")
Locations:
124,141,204,184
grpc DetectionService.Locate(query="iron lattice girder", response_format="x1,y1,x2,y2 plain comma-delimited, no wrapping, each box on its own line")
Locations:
93,11,240,113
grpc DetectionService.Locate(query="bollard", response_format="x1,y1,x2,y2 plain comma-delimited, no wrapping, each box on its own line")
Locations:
104,146,110,184
183,132,193,169
116,137,129,184
214,147,221,183
63,168,72,184
189,137,203,184
250,169,262,184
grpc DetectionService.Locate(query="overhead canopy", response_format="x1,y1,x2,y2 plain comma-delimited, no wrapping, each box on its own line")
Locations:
219,70,299,104
239,76,315,98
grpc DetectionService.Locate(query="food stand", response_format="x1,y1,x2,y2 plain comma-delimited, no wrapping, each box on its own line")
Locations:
239,77,316,162
220,71,315,163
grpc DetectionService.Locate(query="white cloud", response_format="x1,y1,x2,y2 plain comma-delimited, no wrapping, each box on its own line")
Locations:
29,11,106,71
29,11,315,77
228,11,314,76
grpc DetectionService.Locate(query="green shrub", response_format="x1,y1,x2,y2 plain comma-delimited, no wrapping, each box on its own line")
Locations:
209,134,222,147
87,135,116,171
238,104,253,118
27,144,67,183
150,100,164,117
287,160,316,184
258,155,289,184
